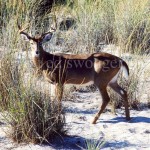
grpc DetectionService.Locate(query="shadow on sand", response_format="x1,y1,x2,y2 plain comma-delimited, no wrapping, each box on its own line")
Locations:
98,116,150,124
65,107,150,124
65,107,97,115
43,135,87,149
42,134,137,149
46,135,108,150
104,141,136,149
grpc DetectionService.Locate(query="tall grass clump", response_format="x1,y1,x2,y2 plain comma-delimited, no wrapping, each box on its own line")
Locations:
72,0,115,52
0,54,19,109
0,52,66,144
10,88,66,144
0,0,34,49
0,0,66,144
52,0,150,54
113,0,150,53
84,138,106,150
53,0,116,53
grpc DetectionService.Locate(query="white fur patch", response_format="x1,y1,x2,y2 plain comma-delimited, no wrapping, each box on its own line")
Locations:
122,65,129,80
109,62,129,85
109,71,120,84
32,51,39,57
120,90,124,95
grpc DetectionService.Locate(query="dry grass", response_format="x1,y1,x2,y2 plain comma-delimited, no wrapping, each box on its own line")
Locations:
0,0,150,145
0,51,66,144
50,0,150,54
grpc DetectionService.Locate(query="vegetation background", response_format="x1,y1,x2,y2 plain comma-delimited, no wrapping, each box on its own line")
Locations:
0,0,150,147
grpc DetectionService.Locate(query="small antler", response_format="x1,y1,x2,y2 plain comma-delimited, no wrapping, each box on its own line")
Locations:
17,20,32,39
41,15,57,37
51,14,57,32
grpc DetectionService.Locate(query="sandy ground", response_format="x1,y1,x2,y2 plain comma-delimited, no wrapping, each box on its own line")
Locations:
0,46,150,149
0,89,150,150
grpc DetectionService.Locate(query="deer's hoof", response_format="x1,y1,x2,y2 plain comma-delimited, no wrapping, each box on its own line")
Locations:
126,117,131,121
91,119,97,124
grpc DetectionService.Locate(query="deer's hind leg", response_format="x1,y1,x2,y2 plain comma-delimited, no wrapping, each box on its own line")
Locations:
109,82,130,120
92,85,110,124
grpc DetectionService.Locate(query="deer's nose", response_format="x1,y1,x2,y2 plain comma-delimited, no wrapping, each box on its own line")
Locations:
36,51,39,55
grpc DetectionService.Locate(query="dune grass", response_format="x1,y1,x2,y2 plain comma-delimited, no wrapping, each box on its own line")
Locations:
51,0,150,53
0,51,66,144
0,0,150,145
0,0,66,144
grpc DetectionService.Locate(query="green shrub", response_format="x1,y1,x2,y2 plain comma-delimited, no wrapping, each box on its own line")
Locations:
0,52,66,144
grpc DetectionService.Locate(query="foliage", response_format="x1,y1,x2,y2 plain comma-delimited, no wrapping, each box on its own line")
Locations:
0,52,66,143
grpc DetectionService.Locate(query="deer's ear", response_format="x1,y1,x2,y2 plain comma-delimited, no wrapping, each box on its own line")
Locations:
42,33,53,43
21,34,30,41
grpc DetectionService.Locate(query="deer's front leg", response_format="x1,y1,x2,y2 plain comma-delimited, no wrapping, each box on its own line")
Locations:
55,83,64,112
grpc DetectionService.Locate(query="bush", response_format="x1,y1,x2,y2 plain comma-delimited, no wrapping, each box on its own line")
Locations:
9,88,66,144
0,52,66,144
113,0,150,53
52,0,150,54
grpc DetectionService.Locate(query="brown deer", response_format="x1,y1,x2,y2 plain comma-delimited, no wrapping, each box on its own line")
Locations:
18,23,130,124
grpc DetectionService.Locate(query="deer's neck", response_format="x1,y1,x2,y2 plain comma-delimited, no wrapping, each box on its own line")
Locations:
32,47,53,70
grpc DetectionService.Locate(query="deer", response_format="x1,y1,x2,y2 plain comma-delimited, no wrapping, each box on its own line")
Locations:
18,22,130,124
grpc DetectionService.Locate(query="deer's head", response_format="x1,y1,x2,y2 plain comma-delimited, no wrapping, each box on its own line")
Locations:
18,22,55,57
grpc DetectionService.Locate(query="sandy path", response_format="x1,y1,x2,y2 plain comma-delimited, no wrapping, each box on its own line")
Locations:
0,90,150,150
